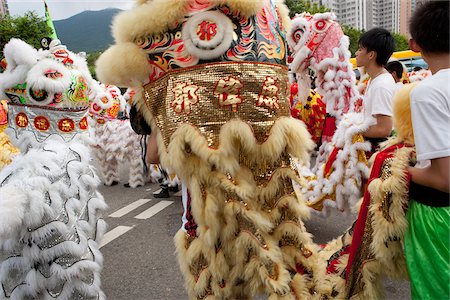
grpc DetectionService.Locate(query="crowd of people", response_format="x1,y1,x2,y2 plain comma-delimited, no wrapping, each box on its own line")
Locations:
0,1,448,299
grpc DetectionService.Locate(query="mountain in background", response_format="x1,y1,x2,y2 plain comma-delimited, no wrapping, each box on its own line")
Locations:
54,8,121,53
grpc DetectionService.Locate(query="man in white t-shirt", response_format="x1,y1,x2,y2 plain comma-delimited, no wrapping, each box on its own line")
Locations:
385,60,406,93
404,2,449,299
355,28,396,151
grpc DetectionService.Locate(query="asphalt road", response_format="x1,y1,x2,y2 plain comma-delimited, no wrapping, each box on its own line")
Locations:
98,181,410,300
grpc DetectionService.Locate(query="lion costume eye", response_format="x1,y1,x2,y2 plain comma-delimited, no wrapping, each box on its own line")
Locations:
293,27,305,44
29,88,49,103
314,20,327,32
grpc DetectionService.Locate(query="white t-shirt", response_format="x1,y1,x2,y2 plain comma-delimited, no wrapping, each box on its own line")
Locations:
411,68,450,163
181,183,188,231
363,73,397,119
394,82,404,92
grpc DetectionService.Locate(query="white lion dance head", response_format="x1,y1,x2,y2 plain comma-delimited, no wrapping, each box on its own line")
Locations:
0,38,92,143
0,38,107,299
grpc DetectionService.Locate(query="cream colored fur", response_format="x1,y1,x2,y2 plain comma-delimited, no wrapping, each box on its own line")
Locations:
95,42,150,87
392,83,417,146
154,114,316,298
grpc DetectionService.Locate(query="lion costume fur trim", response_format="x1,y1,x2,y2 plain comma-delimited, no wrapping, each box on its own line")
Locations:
310,145,412,299
142,100,317,298
391,83,417,146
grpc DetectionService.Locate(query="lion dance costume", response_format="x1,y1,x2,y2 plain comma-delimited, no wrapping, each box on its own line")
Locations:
0,38,107,299
97,1,414,299
89,83,148,188
288,13,371,215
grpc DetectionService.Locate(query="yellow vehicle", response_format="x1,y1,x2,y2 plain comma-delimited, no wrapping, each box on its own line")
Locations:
350,50,427,71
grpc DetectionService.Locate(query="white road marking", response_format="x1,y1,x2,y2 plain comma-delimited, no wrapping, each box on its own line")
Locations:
152,188,162,194
99,225,134,248
109,199,152,218
134,200,174,220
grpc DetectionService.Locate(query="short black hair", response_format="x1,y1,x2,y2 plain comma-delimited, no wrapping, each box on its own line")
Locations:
358,28,395,66
385,61,404,79
410,1,449,54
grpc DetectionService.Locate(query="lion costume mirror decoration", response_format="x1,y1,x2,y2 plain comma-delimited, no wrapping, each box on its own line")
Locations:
0,38,107,299
97,1,413,298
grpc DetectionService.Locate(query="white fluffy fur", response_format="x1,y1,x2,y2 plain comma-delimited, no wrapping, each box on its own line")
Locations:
1,39,94,110
25,59,72,106
88,117,148,188
0,39,38,100
0,132,107,299
88,82,148,187
298,113,373,216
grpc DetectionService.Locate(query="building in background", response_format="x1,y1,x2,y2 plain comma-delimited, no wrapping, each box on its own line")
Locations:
313,0,367,29
399,0,413,36
310,0,429,35
366,0,400,32
0,0,8,17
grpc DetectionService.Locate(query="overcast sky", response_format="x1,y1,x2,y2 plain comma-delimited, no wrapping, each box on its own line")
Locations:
8,0,134,20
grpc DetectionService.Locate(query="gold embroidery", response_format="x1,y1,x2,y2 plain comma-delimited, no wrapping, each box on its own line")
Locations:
171,82,199,114
15,113,29,128
143,62,290,149
258,76,280,109
214,76,243,112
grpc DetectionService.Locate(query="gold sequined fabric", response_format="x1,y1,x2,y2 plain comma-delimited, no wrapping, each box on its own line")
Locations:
144,62,290,149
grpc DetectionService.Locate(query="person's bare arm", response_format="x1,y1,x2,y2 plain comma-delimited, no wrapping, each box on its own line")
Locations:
408,156,450,193
363,114,393,138
146,133,159,164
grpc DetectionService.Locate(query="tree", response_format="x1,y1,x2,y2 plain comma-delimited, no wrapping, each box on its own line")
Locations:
392,32,409,52
285,0,329,17
87,51,102,80
0,12,52,60
342,25,364,56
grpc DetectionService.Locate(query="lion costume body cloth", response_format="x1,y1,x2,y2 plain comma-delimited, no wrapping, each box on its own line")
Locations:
0,39,107,299
97,1,414,299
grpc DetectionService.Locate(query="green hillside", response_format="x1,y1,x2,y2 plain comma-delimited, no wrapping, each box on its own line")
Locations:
53,8,121,53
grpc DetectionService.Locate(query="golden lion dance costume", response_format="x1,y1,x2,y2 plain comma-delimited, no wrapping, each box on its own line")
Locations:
0,39,107,299
89,83,148,188
288,13,371,215
0,100,19,170
97,1,319,298
97,1,414,298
